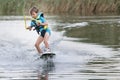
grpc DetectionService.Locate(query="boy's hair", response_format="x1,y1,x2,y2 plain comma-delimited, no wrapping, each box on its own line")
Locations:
30,7,39,15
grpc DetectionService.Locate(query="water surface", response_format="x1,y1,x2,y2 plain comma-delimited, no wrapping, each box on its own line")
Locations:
0,15,120,80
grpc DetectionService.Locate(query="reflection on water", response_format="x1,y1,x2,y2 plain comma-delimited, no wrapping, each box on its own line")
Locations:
37,59,55,80
0,15,120,80
65,23,120,46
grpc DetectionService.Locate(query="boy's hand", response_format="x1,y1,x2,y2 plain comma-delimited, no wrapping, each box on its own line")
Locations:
26,27,32,31
36,22,41,26
35,20,41,26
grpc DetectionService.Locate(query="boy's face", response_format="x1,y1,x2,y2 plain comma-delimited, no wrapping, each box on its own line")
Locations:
31,12,37,18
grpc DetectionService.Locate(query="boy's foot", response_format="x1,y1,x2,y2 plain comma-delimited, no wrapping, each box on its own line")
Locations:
39,52,43,56
44,48,51,53
34,53,42,60
34,53,43,61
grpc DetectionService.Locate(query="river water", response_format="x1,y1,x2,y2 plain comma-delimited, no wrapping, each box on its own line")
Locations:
0,15,120,80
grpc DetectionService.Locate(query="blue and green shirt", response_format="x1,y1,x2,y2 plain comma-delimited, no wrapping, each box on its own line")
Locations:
30,13,51,35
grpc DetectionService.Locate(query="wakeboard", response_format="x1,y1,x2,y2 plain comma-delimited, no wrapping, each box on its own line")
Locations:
40,52,56,59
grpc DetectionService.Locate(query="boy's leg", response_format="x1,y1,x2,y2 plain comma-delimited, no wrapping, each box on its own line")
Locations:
35,36,44,54
44,32,50,49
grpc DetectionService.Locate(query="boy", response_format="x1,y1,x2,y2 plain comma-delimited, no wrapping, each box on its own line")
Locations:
27,7,51,55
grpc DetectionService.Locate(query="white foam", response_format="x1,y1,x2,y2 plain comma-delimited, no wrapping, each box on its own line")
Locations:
64,22,88,28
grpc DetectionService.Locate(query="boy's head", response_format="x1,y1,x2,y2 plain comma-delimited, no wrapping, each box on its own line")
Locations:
30,7,39,18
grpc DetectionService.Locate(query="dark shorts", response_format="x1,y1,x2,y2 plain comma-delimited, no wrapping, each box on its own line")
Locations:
40,30,46,38
39,30,51,38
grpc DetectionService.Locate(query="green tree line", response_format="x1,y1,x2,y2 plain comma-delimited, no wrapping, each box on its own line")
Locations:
0,0,120,15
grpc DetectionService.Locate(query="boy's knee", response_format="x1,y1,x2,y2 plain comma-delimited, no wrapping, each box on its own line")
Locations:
35,43,38,47
44,40,47,44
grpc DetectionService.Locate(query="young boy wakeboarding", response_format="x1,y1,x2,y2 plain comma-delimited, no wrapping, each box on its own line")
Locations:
27,7,51,55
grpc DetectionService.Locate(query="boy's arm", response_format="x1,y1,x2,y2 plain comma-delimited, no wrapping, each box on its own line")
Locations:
26,21,36,31
40,22,48,26
36,19,48,26
39,17,48,26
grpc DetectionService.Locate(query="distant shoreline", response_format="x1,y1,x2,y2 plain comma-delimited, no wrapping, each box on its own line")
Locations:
0,0,120,15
